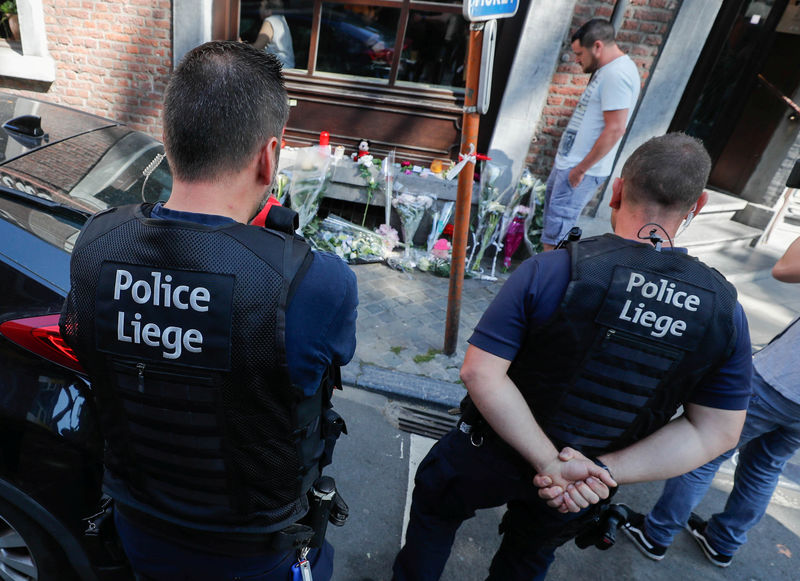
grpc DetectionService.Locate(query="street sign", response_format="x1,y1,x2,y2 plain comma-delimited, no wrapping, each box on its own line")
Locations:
463,0,519,22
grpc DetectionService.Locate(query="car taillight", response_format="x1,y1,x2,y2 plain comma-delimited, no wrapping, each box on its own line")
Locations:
0,314,85,373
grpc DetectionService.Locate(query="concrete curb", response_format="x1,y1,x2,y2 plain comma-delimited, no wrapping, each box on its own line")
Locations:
342,362,465,410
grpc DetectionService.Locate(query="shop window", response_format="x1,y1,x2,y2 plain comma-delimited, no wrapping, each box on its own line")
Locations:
239,0,467,89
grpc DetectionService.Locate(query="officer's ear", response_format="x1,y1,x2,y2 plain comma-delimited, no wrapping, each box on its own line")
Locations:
258,137,280,186
691,191,709,218
609,177,623,209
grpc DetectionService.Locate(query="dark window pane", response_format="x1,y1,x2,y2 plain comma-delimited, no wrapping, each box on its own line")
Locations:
240,0,307,71
316,4,400,80
396,10,467,88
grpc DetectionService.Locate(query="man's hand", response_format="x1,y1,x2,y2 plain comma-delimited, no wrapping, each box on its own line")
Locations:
568,166,586,188
533,447,617,513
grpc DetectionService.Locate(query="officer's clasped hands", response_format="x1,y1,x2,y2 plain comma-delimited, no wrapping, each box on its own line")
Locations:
534,447,617,513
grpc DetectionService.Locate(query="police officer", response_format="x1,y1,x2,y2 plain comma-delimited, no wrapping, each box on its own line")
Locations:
60,41,358,581
392,133,753,580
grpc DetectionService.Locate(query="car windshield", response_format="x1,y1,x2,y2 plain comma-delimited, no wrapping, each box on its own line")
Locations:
0,125,172,216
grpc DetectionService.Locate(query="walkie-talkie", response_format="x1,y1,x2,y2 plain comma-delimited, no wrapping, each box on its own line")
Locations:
556,226,582,249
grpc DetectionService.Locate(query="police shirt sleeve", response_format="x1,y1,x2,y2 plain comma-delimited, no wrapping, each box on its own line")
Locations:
285,252,358,396
688,303,753,411
468,251,570,361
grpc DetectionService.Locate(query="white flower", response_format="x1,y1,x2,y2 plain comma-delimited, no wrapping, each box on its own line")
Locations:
418,195,434,208
487,201,506,214
519,169,535,188
513,205,530,216
485,163,502,185
358,154,374,168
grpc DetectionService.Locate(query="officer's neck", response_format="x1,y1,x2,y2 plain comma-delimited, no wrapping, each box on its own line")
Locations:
166,175,263,224
612,211,681,249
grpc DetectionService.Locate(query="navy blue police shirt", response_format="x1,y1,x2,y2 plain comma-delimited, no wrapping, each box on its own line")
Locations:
469,248,752,410
150,203,358,395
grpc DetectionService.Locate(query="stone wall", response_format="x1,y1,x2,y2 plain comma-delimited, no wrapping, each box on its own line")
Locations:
2,0,172,138
525,0,681,180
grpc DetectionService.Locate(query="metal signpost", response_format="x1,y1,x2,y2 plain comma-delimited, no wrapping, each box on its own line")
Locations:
443,0,518,355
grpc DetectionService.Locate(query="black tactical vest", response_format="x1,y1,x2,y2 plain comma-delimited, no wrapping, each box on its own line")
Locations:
61,204,325,533
507,234,738,457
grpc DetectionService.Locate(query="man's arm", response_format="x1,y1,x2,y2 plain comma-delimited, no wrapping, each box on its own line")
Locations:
462,346,615,502
597,403,744,484
568,108,628,188
772,235,800,283
536,403,744,509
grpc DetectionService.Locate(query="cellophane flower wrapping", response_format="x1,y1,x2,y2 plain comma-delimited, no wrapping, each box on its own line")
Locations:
392,192,434,256
287,147,333,233
307,215,387,263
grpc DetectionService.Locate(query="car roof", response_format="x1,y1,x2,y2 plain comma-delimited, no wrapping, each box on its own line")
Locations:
0,92,120,165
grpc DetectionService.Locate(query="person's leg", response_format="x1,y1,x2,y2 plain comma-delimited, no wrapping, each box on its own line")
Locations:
642,451,732,548
114,509,320,581
541,168,560,251
704,381,800,555
393,430,531,581
486,497,586,581
541,170,605,249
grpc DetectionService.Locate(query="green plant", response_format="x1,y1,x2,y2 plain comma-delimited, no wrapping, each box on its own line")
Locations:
0,1,17,17
413,348,441,364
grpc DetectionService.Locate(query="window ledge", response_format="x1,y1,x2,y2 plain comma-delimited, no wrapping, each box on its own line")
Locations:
0,43,55,82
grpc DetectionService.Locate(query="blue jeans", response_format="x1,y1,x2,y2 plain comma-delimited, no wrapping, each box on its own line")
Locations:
392,429,587,581
114,509,334,581
645,371,800,555
541,166,606,246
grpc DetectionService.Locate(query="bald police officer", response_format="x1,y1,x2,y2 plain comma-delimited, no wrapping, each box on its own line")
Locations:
60,42,357,581
392,133,752,580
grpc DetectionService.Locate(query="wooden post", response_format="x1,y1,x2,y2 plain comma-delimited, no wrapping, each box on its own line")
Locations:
444,22,484,356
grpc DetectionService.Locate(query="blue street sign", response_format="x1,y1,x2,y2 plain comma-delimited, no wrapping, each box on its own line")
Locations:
463,0,519,22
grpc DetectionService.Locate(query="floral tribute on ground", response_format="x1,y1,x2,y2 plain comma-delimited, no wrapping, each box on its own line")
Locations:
277,144,545,280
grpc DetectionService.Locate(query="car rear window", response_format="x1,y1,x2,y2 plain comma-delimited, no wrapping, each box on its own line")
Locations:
0,126,172,215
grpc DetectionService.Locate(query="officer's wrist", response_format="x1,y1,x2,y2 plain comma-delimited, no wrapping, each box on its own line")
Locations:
591,456,616,485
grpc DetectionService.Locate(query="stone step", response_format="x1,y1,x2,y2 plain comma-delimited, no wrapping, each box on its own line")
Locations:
703,188,749,213
691,243,783,283
678,219,762,252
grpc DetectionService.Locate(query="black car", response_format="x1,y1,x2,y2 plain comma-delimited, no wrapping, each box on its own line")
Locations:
0,92,172,580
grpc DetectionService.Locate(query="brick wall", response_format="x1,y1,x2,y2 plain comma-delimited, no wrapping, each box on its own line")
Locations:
2,0,172,139
525,0,681,180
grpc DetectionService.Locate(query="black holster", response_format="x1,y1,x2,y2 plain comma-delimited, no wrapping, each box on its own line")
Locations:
300,476,349,548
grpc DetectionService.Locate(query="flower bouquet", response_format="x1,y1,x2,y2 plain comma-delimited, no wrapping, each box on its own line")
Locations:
307,215,386,264
287,146,333,234
468,161,507,274
392,192,434,258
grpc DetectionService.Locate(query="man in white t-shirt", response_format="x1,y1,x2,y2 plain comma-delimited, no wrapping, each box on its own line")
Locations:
542,19,640,251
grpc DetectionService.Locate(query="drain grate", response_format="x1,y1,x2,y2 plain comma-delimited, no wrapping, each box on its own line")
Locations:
385,402,459,439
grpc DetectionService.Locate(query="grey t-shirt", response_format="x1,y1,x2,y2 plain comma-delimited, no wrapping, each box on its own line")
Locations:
753,316,800,404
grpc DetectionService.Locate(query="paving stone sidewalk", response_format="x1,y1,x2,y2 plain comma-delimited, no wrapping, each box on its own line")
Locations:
341,262,508,408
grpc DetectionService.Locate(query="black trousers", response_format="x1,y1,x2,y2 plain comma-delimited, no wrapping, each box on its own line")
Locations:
392,428,588,580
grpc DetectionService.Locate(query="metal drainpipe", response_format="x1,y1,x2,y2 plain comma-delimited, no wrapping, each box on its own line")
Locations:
611,0,631,32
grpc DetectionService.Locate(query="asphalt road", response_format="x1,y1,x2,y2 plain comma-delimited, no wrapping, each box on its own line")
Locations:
326,387,800,581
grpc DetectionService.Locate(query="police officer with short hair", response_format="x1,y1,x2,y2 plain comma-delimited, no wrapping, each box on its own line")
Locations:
60,41,358,581
392,133,753,580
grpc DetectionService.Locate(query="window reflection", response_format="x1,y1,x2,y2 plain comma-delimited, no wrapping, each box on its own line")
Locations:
397,10,466,87
238,0,467,87
317,4,401,80
241,0,304,70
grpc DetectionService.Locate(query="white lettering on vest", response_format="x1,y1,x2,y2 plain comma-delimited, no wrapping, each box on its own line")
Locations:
619,271,702,338
112,268,211,359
